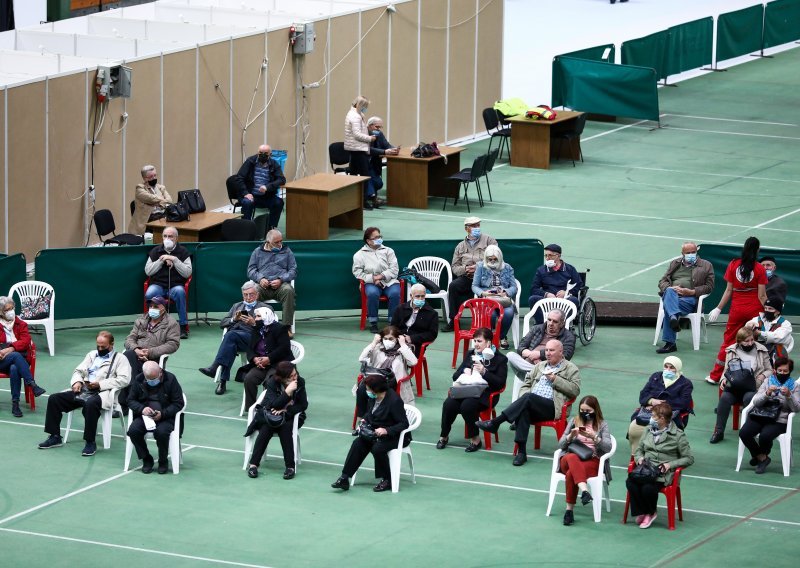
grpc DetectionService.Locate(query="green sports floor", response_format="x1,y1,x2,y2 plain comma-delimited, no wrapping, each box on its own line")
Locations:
2,47,800,568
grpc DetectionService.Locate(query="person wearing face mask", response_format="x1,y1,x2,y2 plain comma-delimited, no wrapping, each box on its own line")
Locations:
759,256,787,304
226,144,286,225
527,244,583,324
356,325,417,419
655,241,715,354
626,402,694,529
199,281,268,394
739,356,800,474
558,395,613,526
711,327,773,444
363,116,399,210
390,283,440,357
437,327,508,452
38,331,131,456
126,360,185,474
352,226,401,334
472,244,518,350
343,95,376,179
0,295,46,418
247,229,297,333
241,307,293,411
145,226,193,338
443,217,498,332
745,296,793,363
331,372,410,493
128,164,173,235
627,356,694,454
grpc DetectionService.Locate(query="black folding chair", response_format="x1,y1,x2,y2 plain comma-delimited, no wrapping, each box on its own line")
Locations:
220,218,259,241
94,209,144,245
329,142,351,174
482,108,511,160
225,175,244,213
553,113,587,166
443,154,488,213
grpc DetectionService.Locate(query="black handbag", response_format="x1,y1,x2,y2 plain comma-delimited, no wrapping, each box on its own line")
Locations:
724,357,757,397
178,189,206,213
257,404,286,428
566,439,594,461
448,383,487,399
357,421,378,441
629,458,660,484
634,406,652,426
749,398,782,423
398,266,441,294
165,201,190,222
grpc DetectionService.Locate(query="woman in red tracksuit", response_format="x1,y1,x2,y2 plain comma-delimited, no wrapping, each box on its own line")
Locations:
706,237,767,384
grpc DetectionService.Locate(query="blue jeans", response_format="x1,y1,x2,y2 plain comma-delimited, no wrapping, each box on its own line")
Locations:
492,305,516,340
0,351,34,401
212,328,252,382
365,172,384,200
364,282,401,322
241,192,284,228
660,287,697,343
146,284,188,326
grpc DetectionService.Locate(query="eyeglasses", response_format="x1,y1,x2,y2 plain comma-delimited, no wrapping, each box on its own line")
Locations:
371,235,383,240
544,253,559,259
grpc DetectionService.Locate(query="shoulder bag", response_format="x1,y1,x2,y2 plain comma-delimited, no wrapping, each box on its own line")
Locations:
748,398,782,423
177,189,206,213
165,201,191,222
633,406,652,426
566,439,594,461
724,357,757,397
629,458,660,484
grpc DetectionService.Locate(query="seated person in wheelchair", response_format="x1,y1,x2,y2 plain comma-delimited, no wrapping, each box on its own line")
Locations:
744,296,793,364
527,244,583,323
655,241,715,354
507,308,575,381
472,244,517,350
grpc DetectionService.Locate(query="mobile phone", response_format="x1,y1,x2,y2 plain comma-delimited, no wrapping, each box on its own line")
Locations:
578,426,587,432
235,310,244,319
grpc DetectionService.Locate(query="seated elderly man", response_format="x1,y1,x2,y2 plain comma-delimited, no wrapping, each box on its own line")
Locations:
38,331,131,456
527,244,583,323
145,226,193,339
390,283,440,356
247,229,297,335
199,281,268,395
745,297,794,362
127,360,185,474
128,164,173,235
242,307,293,410
477,339,581,466
507,309,575,382
1,295,46,418
655,241,715,354
760,256,788,304
364,116,399,210
227,144,286,225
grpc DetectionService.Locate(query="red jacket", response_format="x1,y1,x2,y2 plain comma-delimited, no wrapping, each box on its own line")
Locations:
0,318,32,353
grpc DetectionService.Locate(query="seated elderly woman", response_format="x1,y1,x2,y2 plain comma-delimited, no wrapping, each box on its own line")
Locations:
626,402,694,529
739,356,800,474
331,372,410,493
711,327,773,444
437,327,508,453
352,226,401,334
627,356,694,454
558,395,613,526
128,164,173,235
0,295,46,417
390,283,439,357
471,244,517,350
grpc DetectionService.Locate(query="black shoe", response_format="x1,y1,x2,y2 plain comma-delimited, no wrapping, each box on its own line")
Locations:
373,479,391,492
580,490,593,506
499,338,510,350
563,510,574,526
709,430,724,444
112,410,122,418
465,441,482,453
750,457,759,467
513,452,527,466
11,400,22,418
656,342,677,354
374,197,387,208
363,201,374,211
199,364,219,379
436,438,448,450
509,423,517,431
215,381,227,395
442,321,454,332
180,325,189,339
247,465,259,478
755,456,771,474
369,322,379,334
31,383,46,397
331,476,350,491
38,434,63,449
669,316,680,333
81,441,97,456
142,456,154,474
475,419,499,434
283,467,296,480
351,429,359,436
157,460,169,474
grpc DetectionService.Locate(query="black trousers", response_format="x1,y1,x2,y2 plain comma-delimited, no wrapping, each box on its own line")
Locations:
127,416,175,463
342,435,409,480
625,478,665,517
348,151,371,177
739,418,787,458
249,417,303,468
501,393,556,447
118,350,148,410
440,396,489,439
447,275,474,325
243,366,274,411
45,391,103,442
715,389,755,431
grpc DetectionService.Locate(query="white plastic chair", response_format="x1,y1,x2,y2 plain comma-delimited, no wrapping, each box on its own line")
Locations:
736,402,794,477
239,340,305,416
242,389,303,470
351,404,421,493
213,328,248,384
9,280,55,356
407,256,452,322
546,435,617,522
63,387,125,450
510,278,522,349
123,393,187,474
653,293,709,350
265,280,296,334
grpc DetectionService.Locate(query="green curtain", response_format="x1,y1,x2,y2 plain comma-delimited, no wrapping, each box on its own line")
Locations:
716,4,765,62
665,17,713,76
621,30,670,81
0,253,27,298
551,44,615,108
763,0,800,48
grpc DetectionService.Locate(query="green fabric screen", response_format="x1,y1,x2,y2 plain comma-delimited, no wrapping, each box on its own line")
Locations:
716,4,765,62
763,0,800,48
665,17,714,76
551,57,659,121
621,30,670,81
0,253,27,298
551,44,615,108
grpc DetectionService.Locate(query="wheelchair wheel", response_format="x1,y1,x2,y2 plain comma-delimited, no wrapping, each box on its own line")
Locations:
578,297,596,345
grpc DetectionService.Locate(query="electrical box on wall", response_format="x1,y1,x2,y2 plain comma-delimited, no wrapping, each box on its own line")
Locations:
290,22,315,55
97,65,133,100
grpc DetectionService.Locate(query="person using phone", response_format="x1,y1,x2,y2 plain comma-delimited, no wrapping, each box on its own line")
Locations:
471,244,518,350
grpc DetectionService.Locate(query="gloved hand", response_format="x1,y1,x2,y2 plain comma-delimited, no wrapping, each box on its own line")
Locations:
708,307,721,323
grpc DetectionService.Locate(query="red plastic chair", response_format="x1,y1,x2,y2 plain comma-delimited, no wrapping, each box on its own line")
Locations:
451,298,503,368
464,385,506,450
623,459,684,530
513,397,575,455
351,372,414,428
142,275,193,315
0,341,37,410
413,342,432,397
358,279,406,330
717,387,742,430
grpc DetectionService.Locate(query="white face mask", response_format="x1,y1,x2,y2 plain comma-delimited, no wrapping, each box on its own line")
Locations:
545,259,556,268
162,238,176,251
3,309,14,321
382,339,397,350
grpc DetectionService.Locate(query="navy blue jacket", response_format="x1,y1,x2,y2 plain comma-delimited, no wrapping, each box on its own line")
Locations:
635,372,694,427
529,262,583,298
234,154,286,199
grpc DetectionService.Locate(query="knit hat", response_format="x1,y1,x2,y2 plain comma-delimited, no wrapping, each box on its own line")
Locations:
663,355,682,374
765,297,783,313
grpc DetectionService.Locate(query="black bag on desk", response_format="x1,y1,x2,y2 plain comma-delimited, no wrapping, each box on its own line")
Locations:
165,201,191,222
178,189,206,213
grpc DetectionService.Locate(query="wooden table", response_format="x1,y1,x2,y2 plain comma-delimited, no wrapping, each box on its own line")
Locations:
506,111,582,169
283,173,368,240
385,145,465,209
146,211,240,243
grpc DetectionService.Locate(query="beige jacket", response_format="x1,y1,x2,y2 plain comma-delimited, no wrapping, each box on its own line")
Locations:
519,358,581,417
343,107,371,153
128,182,173,235
352,244,400,287
70,351,132,411
124,314,181,360
451,233,498,278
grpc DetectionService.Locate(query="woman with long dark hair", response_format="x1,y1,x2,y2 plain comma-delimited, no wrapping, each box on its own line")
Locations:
706,237,767,384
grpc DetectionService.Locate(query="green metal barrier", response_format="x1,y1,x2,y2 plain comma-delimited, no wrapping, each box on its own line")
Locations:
716,4,765,62
0,253,27,296
665,18,713,76
621,30,670,82
764,0,800,48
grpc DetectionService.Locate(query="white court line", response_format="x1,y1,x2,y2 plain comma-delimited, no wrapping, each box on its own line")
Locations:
581,118,655,142
599,163,800,185
753,207,800,229
594,258,675,291
655,125,800,142
662,113,798,127
0,528,271,568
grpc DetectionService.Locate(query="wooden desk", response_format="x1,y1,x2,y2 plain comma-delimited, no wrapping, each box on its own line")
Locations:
146,211,240,243
283,173,368,240
506,111,582,169
385,145,464,209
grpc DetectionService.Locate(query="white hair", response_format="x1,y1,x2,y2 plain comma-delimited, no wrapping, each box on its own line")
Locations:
242,281,258,292
367,116,383,127
141,165,156,178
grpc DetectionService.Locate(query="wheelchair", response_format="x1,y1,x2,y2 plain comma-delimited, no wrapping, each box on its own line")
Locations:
575,270,597,346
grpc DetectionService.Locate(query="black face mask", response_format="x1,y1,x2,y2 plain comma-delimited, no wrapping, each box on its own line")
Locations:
776,373,791,384
762,311,776,322
579,411,594,423
257,152,270,164
97,347,110,357
740,343,755,352
147,179,157,188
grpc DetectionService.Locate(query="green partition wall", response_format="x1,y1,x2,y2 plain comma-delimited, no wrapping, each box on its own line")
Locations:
716,4,765,62
763,0,800,48
621,30,670,81
665,18,714,76
0,253,26,297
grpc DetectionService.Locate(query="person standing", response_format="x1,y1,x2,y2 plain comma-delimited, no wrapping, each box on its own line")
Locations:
343,95,375,179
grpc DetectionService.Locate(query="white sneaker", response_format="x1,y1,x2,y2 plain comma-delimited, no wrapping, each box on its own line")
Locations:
704,376,718,385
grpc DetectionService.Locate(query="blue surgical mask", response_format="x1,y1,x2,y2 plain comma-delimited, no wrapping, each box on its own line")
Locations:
470,228,481,239
413,298,425,308
370,130,380,136
243,300,257,309
148,308,161,319
271,246,282,253
766,269,773,278
146,378,161,387
649,417,659,429
372,238,383,246
663,370,677,381
366,390,377,399
683,253,697,264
